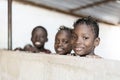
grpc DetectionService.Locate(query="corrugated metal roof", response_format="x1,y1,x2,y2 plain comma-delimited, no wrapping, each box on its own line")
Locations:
15,0,120,25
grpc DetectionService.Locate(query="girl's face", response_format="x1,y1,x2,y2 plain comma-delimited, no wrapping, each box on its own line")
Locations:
54,30,72,55
31,28,47,49
72,24,99,56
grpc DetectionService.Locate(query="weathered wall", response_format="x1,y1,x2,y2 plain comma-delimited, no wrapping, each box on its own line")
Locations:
0,50,120,80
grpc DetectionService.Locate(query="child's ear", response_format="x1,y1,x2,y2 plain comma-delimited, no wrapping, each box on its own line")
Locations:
94,37,100,47
46,38,48,42
31,37,32,42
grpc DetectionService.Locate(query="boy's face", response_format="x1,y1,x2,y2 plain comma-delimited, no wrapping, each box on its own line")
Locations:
54,30,72,55
72,24,99,56
31,28,47,49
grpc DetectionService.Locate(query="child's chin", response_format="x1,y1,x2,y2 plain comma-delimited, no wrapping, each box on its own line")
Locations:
57,51,64,55
75,52,85,56
35,45,42,48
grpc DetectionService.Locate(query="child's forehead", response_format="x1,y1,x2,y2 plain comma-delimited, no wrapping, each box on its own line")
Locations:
32,29,47,37
34,28,45,32
74,24,93,31
56,30,72,38
32,28,46,34
57,30,71,35
73,24,95,35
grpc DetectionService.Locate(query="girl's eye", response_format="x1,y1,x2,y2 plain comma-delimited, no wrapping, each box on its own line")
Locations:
72,34,77,40
83,37,89,40
64,40,68,44
41,36,45,38
55,40,59,44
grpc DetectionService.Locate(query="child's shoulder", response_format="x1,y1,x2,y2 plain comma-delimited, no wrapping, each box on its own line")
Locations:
14,47,24,51
68,53,102,58
86,54,102,58
43,49,51,54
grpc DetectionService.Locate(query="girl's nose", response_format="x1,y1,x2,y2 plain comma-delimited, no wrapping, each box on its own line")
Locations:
76,37,83,44
36,37,40,41
58,41,62,46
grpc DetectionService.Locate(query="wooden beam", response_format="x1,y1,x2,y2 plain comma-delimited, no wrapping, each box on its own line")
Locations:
14,0,115,25
70,0,116,12
8,0,12,50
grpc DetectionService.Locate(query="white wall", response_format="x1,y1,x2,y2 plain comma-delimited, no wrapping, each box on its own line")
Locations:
0,1,120,60
12,1,77,52
96,24,120,60
0,1,8,49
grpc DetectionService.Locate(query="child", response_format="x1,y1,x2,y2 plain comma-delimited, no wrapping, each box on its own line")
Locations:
54,26,72,55
14,47,24,51
23,44,36,52
31,26,51,54
72,16,101,58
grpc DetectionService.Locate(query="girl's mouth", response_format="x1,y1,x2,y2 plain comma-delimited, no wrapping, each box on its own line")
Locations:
35,42,41,45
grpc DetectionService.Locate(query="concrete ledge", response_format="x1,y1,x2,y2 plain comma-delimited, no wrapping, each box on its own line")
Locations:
0,50,120,80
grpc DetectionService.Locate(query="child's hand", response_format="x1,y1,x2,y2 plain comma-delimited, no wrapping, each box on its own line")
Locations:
14,47,23,51
86,55,101,58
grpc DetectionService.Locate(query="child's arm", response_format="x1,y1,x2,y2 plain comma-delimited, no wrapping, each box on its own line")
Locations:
86,55,102,58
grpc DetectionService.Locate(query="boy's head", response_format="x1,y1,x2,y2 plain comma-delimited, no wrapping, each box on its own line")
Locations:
31,26,48,49
24,44,33,51
72,16,100,56
54,26,72,55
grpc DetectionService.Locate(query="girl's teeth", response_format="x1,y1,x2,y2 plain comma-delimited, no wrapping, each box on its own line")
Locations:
76,48,82,50
35,42,41,45
57,48,63,51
